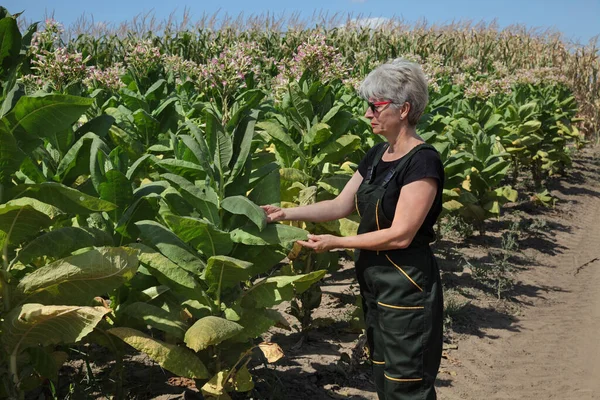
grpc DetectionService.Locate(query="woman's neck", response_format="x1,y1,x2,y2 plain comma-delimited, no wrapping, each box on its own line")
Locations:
382,126,423,160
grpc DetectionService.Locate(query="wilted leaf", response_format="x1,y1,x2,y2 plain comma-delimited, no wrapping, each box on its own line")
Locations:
2,304,110,355
258,342,284,363
14,247,138,306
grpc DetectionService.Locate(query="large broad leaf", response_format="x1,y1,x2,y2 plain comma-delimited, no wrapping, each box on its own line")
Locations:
241,271,326,308
256,121,303,157
184,316,243,352
108,327,209,379
15,226,113,266
204,256,253,294
221,196,266,231
122,302,187,339
162,213,233,257
135,220,206,275
0,17,21,78
0,124,24,185
10,182,117,214
205,109,232,177
229,110,259,183
13,247,138,306
98,170,133,220
161,173,219,226
303,122,331,146
230,223,308,246
0,197,62,246
311,135,361,165
74,114,115,139
2,303,110,355
248,167,280,206
230,309,287,342
180,126,214,180
130,243,208,303
4,94,93,138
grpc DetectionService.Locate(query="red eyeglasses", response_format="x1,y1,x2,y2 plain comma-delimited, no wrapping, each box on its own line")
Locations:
367,100,393,113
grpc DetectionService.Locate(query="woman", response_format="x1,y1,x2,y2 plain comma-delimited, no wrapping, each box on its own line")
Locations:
262,58,444,400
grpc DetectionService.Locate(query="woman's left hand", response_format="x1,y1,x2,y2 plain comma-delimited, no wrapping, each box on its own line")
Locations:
297,234,340,253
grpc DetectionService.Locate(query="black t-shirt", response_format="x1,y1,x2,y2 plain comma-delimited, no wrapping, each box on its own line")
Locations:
357,142,444,245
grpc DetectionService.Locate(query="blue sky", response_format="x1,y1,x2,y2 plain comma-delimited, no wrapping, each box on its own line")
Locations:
7,0,600,45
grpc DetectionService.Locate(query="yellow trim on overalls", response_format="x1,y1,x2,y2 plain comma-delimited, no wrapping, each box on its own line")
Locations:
355,194,361,217
377,302,424,310
375,199,381,255
384,374,423,383
372,359,385,365
384,254,424,292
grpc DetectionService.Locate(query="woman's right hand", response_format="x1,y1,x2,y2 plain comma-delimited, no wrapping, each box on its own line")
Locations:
261,205,286,223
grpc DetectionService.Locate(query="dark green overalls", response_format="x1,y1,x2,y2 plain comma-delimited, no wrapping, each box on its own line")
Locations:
354,143,443,400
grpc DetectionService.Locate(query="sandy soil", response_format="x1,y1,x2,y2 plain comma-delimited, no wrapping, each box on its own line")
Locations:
436,149,600,400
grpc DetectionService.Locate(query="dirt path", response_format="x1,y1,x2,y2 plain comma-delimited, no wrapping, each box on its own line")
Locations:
438,150,600,400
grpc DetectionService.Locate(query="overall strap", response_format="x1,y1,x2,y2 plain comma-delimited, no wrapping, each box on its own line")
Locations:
365,143,390,183
380,143,437,187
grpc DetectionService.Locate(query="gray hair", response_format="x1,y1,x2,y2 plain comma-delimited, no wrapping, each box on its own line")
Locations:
358,58,429,126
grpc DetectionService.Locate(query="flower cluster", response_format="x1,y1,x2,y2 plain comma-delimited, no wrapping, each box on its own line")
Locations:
26,46,90,91
513,67,568,86
124,40,163,75
30,19,64,51
85,63,125,91
275,34,350,90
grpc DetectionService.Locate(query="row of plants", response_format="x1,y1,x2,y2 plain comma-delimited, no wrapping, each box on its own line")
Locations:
0,8,587,398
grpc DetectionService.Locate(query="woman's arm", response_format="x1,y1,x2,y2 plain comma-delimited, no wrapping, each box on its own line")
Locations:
262,171,363,223
298,178,438,252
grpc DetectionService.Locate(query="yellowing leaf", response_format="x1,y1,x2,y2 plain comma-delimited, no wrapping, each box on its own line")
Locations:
184,316,243,352
108,327,209,379
258,342,284,363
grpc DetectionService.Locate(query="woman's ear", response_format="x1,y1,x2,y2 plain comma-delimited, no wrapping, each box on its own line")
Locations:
400,102,411,121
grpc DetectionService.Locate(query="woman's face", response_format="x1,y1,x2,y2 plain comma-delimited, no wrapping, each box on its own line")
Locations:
365,98,404,135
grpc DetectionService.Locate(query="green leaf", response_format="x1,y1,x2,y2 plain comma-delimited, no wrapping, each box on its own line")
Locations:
98,170,133,220
221,196,266,231
230,223,308,246
204,256,253,294
2,304,110,355
0,197,62,246
230,309,285,342
233,365,254,392
0,17,21,77
292,270,327,294
0,124,24,184
130,243,207,302
280,167,310,183
75,114,115,139
122,302,187,339
4,94,93,137
108,327,209,379
161,173,219,225
10,182,117,214
229,110,258,183
13,247,138,306
15,227,113,266
257,121,303,157
304,122,331,146
26,347,66,380
519,120,542,134
205,109,232,176
184,316,243,352
163,213,233,257
311,135,361,166
135,220,206,275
